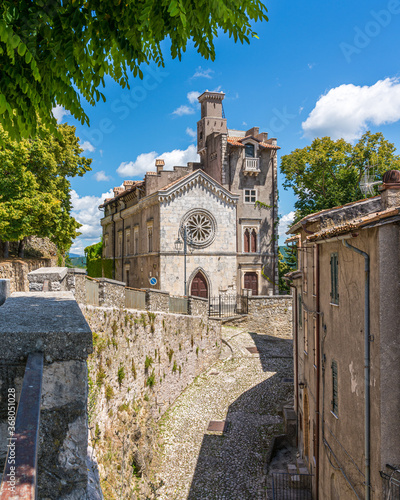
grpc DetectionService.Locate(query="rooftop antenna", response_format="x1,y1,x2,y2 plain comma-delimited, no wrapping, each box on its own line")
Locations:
359,165,382,197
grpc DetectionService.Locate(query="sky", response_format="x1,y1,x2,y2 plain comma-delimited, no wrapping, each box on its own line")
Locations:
59,0,400,255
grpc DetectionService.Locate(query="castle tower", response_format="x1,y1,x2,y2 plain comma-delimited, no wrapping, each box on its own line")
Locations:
197,91,228,184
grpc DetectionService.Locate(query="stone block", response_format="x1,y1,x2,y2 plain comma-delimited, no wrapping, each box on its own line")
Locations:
0,279,10,306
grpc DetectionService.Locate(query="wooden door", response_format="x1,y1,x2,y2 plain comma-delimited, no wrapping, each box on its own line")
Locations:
244,272,258,296
191,272,208,298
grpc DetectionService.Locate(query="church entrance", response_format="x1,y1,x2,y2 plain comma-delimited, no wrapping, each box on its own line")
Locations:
190,272,208,298
244,272,258,296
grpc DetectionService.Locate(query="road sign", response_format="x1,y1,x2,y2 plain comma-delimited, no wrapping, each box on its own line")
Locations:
149,277,157,286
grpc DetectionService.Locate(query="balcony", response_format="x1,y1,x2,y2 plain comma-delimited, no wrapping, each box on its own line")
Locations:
243,157,260,175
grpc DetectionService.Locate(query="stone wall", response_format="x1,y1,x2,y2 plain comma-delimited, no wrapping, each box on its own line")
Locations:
145,288,170,312
97,278,125,307
0,291,93,499
82,305,221,499
228,295,293,338
66,268,87,304
0,258,53,292
189,295,208,316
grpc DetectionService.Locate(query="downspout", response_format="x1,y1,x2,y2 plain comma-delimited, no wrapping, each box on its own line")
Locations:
342,239,370,500
315,244,320,500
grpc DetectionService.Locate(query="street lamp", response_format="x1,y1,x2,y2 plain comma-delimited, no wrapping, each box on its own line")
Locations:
175,226,192,296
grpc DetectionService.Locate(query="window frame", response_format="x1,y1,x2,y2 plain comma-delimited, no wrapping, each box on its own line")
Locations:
330,252,339,305
244,189,257,204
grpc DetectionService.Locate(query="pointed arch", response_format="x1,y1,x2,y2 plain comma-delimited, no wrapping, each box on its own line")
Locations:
188,268,210,298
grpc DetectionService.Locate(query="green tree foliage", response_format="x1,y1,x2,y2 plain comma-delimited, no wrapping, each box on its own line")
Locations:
85,241,113,278
278,247,297,294
0,0,268,140
280,132,400,222
0,123,91,255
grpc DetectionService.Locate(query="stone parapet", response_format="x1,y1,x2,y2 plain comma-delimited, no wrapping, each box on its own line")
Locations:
0,291,93,498
145,288,170,312
97,277,125,308
189,295,208,317
28,266,68,292
0,279,10,306
0,258,54,292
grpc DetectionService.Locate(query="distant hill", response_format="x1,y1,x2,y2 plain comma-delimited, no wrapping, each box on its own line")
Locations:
68,253,84,258
68,256,86,268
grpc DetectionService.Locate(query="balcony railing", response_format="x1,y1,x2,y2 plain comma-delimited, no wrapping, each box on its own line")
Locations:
243,157,260,175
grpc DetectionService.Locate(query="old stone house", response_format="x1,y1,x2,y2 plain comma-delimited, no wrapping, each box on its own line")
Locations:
99,91,279,297
285,170,400,499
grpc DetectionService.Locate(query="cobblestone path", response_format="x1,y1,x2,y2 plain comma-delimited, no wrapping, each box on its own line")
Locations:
154,326,293,500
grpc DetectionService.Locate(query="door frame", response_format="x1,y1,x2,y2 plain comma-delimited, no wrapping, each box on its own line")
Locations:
188,268,211,298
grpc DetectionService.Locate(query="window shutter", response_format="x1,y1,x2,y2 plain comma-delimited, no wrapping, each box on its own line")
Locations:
332,360,338,414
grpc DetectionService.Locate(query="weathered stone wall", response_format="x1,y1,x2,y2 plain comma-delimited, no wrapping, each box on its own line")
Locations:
66,268,87,304
0,292,93,499
189,295,208,316
228,295,293,338
0,258,53,292
145,288,170,312
28,266,68,291
97,278,125,307
82,305,221,499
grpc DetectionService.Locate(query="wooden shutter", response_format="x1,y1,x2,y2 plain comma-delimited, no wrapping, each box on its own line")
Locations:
332,360,338,415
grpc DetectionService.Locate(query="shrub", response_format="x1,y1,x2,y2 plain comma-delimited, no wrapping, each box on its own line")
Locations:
146,370,155,387
168,349,174,363
132,359,137,379
111,320,118,336
105,385,114,401
117,366,125,386
144,393,149,402
96,365,106,387
145,355,153,370
196,346,199,357
172,361,177,373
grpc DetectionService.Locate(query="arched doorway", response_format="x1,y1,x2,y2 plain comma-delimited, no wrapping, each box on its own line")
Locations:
244,272,258,296
190,271,208,298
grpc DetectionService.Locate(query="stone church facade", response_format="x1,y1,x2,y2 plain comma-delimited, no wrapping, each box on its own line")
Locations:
99,91,279,297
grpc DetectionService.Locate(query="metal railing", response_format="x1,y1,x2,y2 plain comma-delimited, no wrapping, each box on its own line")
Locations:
381,466,400,499
85,278,99,306
243,157,260,173
169,296,189,315
271,472,313,500
208,294,249,318
0,353,44,500
125,288,146,310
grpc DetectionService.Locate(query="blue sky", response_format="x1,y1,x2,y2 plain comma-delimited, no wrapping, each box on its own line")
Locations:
59,0,400,254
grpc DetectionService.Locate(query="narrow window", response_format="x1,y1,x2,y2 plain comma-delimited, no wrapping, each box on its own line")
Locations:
126,231,130,256
118,232,122,257
134,229,139,255
251,229,257,253
303,247,308,293
331,360,338,415
304,311,308,353
244,229,250,253
330,253,339,304
148,228,153,253
298,294,302,328
245,143,255,158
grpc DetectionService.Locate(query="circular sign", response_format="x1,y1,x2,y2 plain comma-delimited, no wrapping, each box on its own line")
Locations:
149,277,157,286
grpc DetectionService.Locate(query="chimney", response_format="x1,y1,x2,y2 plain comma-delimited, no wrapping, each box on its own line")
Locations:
113,186,124,197
123,180,135,190
379,170,400,209
155,158,165,174
246,127,259,137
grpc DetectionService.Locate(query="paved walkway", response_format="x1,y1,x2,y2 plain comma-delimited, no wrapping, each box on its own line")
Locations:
153,326,293,500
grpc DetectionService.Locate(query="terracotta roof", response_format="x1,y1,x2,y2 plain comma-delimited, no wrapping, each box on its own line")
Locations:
306,207,400,242
99,180,144,207
227,136,280,149
287,196,381,234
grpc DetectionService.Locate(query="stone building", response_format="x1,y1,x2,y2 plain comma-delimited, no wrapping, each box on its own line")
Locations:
99,91,279,297
285,171,400,499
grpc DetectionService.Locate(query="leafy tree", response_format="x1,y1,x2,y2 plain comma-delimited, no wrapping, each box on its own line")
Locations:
280,132,400,222
0,123,91,256
0,0,268,140
278,247,297,294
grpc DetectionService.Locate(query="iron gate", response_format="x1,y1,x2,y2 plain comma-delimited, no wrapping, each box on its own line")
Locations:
271,472,313,500
208,293,248,318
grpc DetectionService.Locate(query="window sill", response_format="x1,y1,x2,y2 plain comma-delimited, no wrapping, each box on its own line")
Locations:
330,302,339,307
304,350,308,356
331,411,339,420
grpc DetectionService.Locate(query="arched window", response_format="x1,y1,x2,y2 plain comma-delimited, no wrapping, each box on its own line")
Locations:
244,229,250,253
251,229,257,253
245,143,255,158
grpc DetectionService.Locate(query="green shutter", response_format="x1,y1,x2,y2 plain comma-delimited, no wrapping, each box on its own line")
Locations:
330,253,339,304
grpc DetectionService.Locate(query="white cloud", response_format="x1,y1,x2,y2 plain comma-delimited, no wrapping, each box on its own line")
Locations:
302,78,400,142
80,140,95,153
52,105,70,124
186,127,197,139
187,91,200,104
69,188,114,254
308,63,315,69
192,67,214,79
172,105,195,116
94,170,111,182
279,211,295,239
117,145,199,177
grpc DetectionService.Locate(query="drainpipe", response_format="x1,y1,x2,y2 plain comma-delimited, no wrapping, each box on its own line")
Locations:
315,244,320,500
342,239,370,500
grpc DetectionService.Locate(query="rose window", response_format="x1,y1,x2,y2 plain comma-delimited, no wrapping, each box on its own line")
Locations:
181,209,216,248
